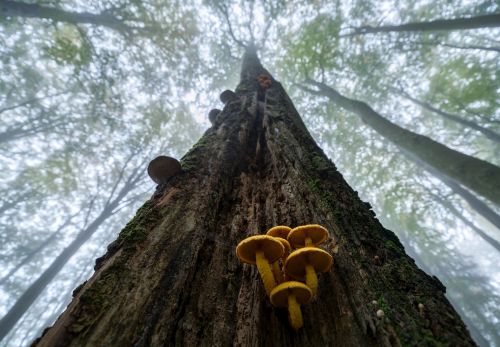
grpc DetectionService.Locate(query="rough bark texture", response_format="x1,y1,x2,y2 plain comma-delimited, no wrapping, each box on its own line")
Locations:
306,80,500,208
33,49,475,347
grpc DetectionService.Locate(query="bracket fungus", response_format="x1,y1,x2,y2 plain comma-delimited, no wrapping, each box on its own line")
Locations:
270,281,312,330
208,109,221,124
284,247,333,296
236,235,284,295
147,156,182,184
287,224,329,248
219,90,238,104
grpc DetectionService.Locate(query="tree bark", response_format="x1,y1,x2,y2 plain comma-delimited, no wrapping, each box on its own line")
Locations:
344,13,500,36
395,89,500,144
31,48,475,347
0,1,132,33
305,80,500,208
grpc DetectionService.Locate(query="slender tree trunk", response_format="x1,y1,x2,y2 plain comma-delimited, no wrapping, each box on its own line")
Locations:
31,48,475,347
428,192,500,252
0,0,131,33
344,13,500,36
412,41,500,53
395,89,500,144
0,174,140,341
444,178,500,231
0,221,67,286
417,156,500,232
305,80,500,207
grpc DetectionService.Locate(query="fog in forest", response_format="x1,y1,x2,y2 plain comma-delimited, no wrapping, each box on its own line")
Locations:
0,0,499,346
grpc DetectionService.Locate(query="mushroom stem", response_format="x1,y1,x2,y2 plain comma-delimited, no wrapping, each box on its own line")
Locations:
287,294,303,330
256,250,277,295
305,264,318,295
304,237,313,247
272,261,282,284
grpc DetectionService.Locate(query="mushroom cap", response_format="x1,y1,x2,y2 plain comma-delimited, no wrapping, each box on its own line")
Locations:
287,224,329,248
284,247,333,280
147,156,182,184
266,225,292,239
270,281,312,307
275,237,291,257
236,235,284,264
208,109,221,124
220,90,237,104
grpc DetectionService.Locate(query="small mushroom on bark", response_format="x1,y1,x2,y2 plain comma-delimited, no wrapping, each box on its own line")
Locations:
147,156,182,184
287,224,329,248
270,281,312,330
236,235,284,295
257,74,272,89
208,109,221,124
219,90,238,104
284,247,333,296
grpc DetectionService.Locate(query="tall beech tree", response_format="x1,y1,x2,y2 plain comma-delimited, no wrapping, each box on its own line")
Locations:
32,48,474,347
303,80,500,208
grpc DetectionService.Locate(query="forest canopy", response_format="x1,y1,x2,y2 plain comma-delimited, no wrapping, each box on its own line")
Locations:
0,0,499,346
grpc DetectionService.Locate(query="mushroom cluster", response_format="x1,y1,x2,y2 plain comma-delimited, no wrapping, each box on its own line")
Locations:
236,224,334,330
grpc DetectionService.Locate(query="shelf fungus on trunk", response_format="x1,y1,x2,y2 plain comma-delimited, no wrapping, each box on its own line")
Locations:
147,156,182,184
236,235,284,296
270,281,312,330
284,247,333,296
266,226,292,283
287,224,329,248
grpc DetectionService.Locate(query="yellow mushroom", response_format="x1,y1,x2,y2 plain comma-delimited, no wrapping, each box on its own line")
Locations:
270,281,312,330
266,225,292,239
287,224,329,248
236,235,284,296
270,238,290,283
284,247,332,296
266,226,292,283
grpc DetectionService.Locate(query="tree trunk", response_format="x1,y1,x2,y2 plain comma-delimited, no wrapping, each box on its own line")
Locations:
0,1,131,33
31,48,475,347
428,192,500,252
305,80,500,208
395,89,500,144
344,13,500,36
412,41,500,53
